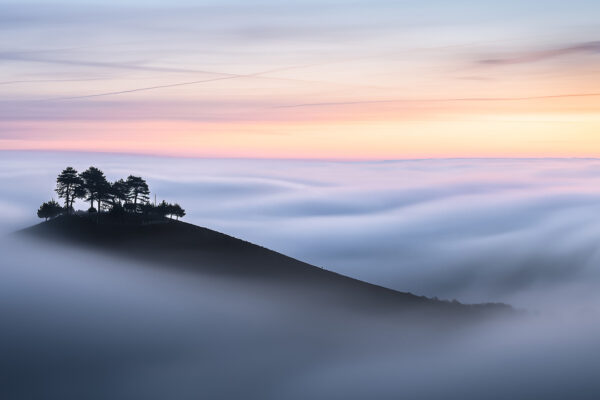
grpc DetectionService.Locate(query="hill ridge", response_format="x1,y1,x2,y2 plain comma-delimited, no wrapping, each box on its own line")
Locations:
19,215,511,316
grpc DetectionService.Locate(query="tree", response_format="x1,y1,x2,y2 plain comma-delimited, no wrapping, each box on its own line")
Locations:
125,175,150,212
139,203,157,219
37,200,62,221
97,181,112,212
109,179,129,207
156,200,170,218
38,167,184,223
79,167,110,212
172,203,185,220
55,167,83,212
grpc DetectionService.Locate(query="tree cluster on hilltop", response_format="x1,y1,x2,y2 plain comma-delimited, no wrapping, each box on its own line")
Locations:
37,166,185,222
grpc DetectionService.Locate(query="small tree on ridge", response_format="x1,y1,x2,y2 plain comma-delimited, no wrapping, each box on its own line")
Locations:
55,167,83,212
80,166,110,212
126,175,150,212
37,200,62,221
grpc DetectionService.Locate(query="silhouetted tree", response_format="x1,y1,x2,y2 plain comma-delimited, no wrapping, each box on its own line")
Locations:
73,184,87,208
38,167,185,224
108,179,129,207
163,202,174,219
79,166,110,212
139,202,162,221
37,200,62,221
172,203,185,220
97,183,112,212
125,175,150,212
55,167,83,212
156,200,170,218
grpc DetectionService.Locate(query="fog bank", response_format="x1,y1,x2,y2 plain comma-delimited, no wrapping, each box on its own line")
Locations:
2,237,600,399
4,151,600,307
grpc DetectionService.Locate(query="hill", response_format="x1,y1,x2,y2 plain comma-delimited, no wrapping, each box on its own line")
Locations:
19,215,510,318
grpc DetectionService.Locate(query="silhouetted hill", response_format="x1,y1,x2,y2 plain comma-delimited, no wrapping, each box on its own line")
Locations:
19,215,511,319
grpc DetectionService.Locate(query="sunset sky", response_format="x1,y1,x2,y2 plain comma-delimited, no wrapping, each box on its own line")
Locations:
2,0,600,159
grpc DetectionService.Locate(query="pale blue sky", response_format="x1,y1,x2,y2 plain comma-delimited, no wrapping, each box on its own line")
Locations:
2,0,600,157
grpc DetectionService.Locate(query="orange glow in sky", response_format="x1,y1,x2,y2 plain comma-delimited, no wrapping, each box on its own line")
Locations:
2,1,600,159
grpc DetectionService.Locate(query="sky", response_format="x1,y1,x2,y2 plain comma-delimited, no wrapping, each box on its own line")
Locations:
2,0,600,159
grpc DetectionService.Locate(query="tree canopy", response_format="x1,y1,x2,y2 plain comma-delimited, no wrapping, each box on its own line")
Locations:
110,179,129,206
37,200,62,221
55,167,83,212
38,166,186,224
157,201,186,220
125,175,150,211
80,166,110,212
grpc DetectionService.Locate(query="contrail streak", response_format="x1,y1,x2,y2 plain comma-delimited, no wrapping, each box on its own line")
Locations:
0,78,107,86
37,63,331,101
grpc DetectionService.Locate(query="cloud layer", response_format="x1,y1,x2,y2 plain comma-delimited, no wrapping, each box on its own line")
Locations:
5,152,600,398
5,151,600,308
4,169,600,399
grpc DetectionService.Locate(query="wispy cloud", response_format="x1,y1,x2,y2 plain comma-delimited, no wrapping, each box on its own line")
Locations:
2,1,600,157
480,41,600,65
0,78,107,86
0,51,229,75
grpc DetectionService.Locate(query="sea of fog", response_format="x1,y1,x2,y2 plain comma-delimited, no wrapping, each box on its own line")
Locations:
3,151,600,307
2,151,600,398
2,236,600,399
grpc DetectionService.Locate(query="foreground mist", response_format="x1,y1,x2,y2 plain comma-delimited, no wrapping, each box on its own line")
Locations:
3,152,600,398
2,236,600,399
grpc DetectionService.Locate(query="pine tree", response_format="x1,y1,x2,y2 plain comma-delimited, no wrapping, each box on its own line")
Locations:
55,167,83,212
109,179,129,206
125,175,150,212
80,166,110,212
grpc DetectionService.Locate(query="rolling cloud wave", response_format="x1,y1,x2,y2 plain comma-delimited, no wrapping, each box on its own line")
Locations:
4,152,600,308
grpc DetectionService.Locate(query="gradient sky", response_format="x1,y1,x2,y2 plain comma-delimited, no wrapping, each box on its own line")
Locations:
2,0,600,159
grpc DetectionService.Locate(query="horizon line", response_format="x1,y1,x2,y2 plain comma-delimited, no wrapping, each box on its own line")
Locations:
3,149,600,163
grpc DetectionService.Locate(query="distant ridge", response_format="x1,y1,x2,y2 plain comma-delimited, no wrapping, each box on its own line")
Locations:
20,215,511,318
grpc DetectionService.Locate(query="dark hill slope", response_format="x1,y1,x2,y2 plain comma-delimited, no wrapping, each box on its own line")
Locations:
20,215,510,318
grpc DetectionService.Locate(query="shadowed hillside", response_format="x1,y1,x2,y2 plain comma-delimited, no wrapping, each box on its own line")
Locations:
20,215,510,318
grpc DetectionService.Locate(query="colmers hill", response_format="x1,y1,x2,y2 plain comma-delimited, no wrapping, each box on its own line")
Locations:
21,214,512,321
24,165,512,322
